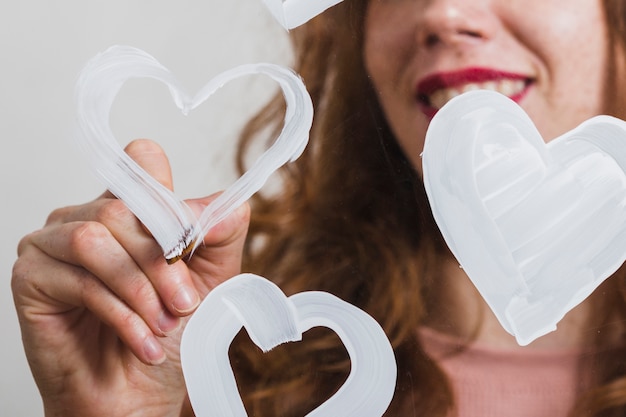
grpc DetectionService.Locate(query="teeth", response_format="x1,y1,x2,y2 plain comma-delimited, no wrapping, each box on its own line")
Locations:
426,79,527,109
461,83,480,93
430,88,461,109
499,79,516,96
482,81,498,91
429,90,448,109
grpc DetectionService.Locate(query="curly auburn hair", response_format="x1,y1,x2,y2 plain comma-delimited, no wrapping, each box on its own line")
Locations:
229,1,626,416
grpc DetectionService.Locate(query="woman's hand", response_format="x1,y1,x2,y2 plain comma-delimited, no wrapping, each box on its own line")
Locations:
12,139,250,417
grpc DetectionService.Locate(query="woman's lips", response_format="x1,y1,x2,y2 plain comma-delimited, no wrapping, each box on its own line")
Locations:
416,68,533,119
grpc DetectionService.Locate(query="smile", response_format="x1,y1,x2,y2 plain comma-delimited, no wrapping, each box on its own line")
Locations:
416,68,533,118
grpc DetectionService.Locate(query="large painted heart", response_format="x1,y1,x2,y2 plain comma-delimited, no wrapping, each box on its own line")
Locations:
75,46,313,262
423,90,626,346
261,0,344,29
181,274,397,416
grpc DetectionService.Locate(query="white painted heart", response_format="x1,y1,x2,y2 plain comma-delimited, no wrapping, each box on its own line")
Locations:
261,0,344,29
181,274,397,417
423,90,626,346
75,45,313,262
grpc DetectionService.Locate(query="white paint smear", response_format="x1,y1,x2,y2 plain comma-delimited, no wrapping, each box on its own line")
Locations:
75,45,313,262
422,90,626,345
181,274,397,417
261,0,344,29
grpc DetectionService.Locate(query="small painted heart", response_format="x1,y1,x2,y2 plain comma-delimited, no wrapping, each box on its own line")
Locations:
181,274,397,417
75,45,313,262
423,90,626,345
261,0,344,29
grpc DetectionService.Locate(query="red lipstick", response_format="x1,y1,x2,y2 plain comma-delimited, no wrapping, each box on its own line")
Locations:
416,67,532,119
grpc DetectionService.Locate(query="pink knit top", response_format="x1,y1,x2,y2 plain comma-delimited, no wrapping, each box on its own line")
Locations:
419,327,592,417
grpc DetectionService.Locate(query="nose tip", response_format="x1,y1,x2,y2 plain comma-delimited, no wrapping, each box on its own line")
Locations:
417,1,493,48
424,29,484,48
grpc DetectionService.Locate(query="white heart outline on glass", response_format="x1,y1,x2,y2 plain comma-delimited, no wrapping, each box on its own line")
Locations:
181,274,398,417
261,0,344,29
75,46,313,262
423,90,626,345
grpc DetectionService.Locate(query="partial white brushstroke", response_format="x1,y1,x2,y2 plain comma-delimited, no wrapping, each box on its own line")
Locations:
422,90,626,345
75,45,313,262
261,0,344,29
181,274,397,417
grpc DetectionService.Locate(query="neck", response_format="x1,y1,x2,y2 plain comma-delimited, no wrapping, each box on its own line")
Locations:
425,257,599,350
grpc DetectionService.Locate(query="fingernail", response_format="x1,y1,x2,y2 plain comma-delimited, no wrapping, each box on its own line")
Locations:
144,335,166,365
172,286,199,314
157,311,180,335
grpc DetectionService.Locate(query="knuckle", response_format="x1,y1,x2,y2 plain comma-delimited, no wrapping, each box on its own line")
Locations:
126,274,157,306
93,199,133,225
68,221,111,255
77,270,112,314
16,231,36,256
11,248,46,298
11,257,31,294
116,305,143,332
78,275,145,335
45,205,76,225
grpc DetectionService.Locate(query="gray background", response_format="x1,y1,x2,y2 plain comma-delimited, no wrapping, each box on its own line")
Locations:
0,1,290,414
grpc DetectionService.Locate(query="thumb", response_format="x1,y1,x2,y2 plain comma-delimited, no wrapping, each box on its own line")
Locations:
184,194,251,295
97,139,174,200
124,139,174,191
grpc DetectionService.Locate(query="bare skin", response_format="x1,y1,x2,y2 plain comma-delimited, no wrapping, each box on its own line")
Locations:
15,1,624,414
12,139,250,417
363,0,614,350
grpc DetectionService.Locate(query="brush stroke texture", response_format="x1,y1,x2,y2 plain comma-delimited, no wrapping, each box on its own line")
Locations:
75,45,313,261
181,274,397,417
423,90,626,345
261,0,344,29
